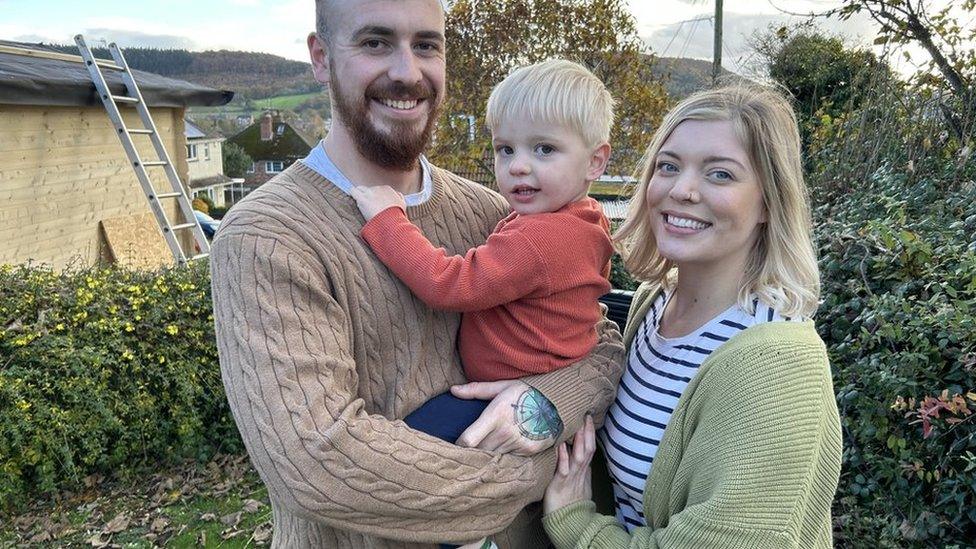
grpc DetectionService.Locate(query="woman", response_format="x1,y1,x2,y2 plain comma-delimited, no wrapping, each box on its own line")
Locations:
542,84,842,548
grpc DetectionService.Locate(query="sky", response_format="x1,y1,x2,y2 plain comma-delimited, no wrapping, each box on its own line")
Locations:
0,0,966,76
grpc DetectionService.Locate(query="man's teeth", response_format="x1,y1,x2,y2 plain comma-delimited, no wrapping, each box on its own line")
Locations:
380,98,419,110
666,214,709,230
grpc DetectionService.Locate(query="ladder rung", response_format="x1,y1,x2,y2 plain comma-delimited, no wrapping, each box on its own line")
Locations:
167,223,197,231
153,192,183,199
141,161,168,167
112,95,139,104
189,253,210,261
128,129,154,135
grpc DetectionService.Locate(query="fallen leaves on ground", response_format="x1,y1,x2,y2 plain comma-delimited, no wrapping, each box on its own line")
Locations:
1,453,271,547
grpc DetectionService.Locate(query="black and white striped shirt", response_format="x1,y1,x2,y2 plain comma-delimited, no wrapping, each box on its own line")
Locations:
600,289,801,532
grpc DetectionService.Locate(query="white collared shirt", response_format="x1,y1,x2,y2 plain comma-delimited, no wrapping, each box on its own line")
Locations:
299,140,433,206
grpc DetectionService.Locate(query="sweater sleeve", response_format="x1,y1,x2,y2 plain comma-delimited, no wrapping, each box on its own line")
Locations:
542,336,841,548
360,206,549,312
211,231,554,544
521,307,626,438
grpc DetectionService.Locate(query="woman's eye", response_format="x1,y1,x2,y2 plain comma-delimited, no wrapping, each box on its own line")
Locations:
656,161,677,173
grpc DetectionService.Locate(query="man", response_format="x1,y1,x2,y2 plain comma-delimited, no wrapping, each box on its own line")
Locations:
210,1,624,547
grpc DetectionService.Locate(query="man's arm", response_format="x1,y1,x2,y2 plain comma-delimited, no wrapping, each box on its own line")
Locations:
359,206,548,312
211,230,548,544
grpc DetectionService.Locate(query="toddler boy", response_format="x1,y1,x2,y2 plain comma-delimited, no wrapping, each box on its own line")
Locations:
352,60,615,546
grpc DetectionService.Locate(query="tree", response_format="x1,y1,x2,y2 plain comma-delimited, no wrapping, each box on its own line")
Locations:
222,142,253,178
429,0,670,183
832,0,975,136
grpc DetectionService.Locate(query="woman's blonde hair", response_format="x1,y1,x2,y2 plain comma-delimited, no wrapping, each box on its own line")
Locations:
485,59,615,148
614,83,820,318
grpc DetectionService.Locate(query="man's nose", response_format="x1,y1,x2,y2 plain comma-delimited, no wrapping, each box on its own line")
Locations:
388,46,422,85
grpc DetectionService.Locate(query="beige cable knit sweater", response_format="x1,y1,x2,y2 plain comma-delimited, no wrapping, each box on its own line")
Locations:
210,162,625,548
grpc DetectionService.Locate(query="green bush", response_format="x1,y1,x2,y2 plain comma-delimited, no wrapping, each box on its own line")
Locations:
0,262,242,511
814,163,976,544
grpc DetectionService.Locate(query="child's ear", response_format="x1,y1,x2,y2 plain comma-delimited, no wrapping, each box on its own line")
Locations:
586,143,612,182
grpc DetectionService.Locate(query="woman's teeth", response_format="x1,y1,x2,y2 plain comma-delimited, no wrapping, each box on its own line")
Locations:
665,214,710,230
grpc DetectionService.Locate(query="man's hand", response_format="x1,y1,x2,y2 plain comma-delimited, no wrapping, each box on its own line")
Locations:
350,185,406,221
543,416,595,515
451,380,563,456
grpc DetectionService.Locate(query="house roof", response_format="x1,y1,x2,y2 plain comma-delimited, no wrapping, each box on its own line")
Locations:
228,116,312,161
0,41,233,108
189,173,234,189
185,119,208,139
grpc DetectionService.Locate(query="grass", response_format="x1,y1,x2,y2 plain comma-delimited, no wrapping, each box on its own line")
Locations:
189,92,322,116
257,92,321,110
0,454,272,547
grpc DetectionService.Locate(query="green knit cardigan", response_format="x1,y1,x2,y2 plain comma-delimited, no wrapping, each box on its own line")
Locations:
543,282,843,548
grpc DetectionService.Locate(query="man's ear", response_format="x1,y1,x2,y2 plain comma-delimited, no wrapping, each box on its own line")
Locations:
586,143,612,182
308,32,330,86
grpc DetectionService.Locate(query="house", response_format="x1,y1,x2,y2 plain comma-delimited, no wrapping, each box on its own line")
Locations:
227,110,312,192
0,41,233,269
185,119,245,208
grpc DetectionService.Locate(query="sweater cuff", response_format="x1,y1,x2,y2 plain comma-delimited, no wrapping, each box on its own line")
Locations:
360,205,408,240
522,366,590,442
543,500,598,549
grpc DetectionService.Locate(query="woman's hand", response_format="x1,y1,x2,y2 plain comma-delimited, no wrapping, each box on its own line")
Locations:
451,380,563,456
543,415,596,515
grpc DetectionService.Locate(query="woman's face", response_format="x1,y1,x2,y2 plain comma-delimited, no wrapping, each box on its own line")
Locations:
645,119,766,271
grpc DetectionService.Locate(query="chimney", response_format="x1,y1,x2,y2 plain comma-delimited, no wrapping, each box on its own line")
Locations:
260,112,274,141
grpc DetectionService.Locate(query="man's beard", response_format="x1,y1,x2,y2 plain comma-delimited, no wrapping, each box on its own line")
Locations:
330,64,440,172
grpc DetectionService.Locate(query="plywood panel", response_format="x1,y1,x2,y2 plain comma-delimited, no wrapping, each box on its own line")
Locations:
100,212,172,270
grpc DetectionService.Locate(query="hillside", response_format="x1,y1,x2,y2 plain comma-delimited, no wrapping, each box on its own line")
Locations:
650,56,740,98
38,44,318,100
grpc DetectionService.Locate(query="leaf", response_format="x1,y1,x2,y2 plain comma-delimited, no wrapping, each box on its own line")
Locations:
200,512,217,522
873,35,889,45
220,511,242,527
103,513,129,534
242,498,264,513
252,522,273,543
150,517,170,533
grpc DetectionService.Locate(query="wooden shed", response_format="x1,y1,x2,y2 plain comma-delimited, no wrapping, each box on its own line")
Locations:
0,42,233,269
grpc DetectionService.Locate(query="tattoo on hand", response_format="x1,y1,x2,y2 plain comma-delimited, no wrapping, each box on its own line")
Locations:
512,388,564,441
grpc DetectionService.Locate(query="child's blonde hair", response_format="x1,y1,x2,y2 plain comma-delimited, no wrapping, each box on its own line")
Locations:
614,83,821,318
485,59,615,148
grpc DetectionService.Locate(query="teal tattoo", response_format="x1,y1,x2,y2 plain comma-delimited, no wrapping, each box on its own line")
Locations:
512,388,564,441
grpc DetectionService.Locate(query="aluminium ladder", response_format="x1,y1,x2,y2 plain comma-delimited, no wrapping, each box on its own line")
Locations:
74,34,210,265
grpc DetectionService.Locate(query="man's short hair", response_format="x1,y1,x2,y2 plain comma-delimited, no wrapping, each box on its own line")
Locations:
485,59,616,148
315,0,447,44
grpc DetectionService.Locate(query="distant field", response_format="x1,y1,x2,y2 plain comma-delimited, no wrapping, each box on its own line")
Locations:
257,92,321,110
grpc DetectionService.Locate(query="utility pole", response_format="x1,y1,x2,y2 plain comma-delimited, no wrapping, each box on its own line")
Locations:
712,0,723,84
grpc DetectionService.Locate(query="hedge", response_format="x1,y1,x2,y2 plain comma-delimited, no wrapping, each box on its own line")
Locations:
0,262,242,511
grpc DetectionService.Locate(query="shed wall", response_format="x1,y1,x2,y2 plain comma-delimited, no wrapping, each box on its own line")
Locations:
0,105,191,269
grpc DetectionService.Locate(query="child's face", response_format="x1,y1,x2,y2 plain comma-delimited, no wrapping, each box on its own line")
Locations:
491,118,605,215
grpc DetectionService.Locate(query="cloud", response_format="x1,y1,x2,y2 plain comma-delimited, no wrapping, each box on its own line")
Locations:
81,28,197,49
643,10,878,71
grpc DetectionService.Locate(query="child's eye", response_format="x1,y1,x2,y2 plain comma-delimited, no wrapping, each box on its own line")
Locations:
535,144,555,155
656,161,678,173
709,169,734,182
495,145,514,155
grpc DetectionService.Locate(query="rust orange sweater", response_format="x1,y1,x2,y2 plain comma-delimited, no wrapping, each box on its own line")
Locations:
360,197,613,382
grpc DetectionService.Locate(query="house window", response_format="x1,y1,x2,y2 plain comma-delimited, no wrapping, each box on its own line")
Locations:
187,144,198,160
246,163,255,174
265,161,284,173
276,124,285,136
204,144,211,160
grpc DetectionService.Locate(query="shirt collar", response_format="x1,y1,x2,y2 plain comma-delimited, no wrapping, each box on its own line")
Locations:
300,140,433,206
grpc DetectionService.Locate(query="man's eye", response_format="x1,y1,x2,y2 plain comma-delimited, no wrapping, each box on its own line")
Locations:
362,39,384,49
416,42,440,52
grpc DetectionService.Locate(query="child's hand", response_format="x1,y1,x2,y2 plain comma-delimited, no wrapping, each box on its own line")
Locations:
350,185,406,221
543,415,595,515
